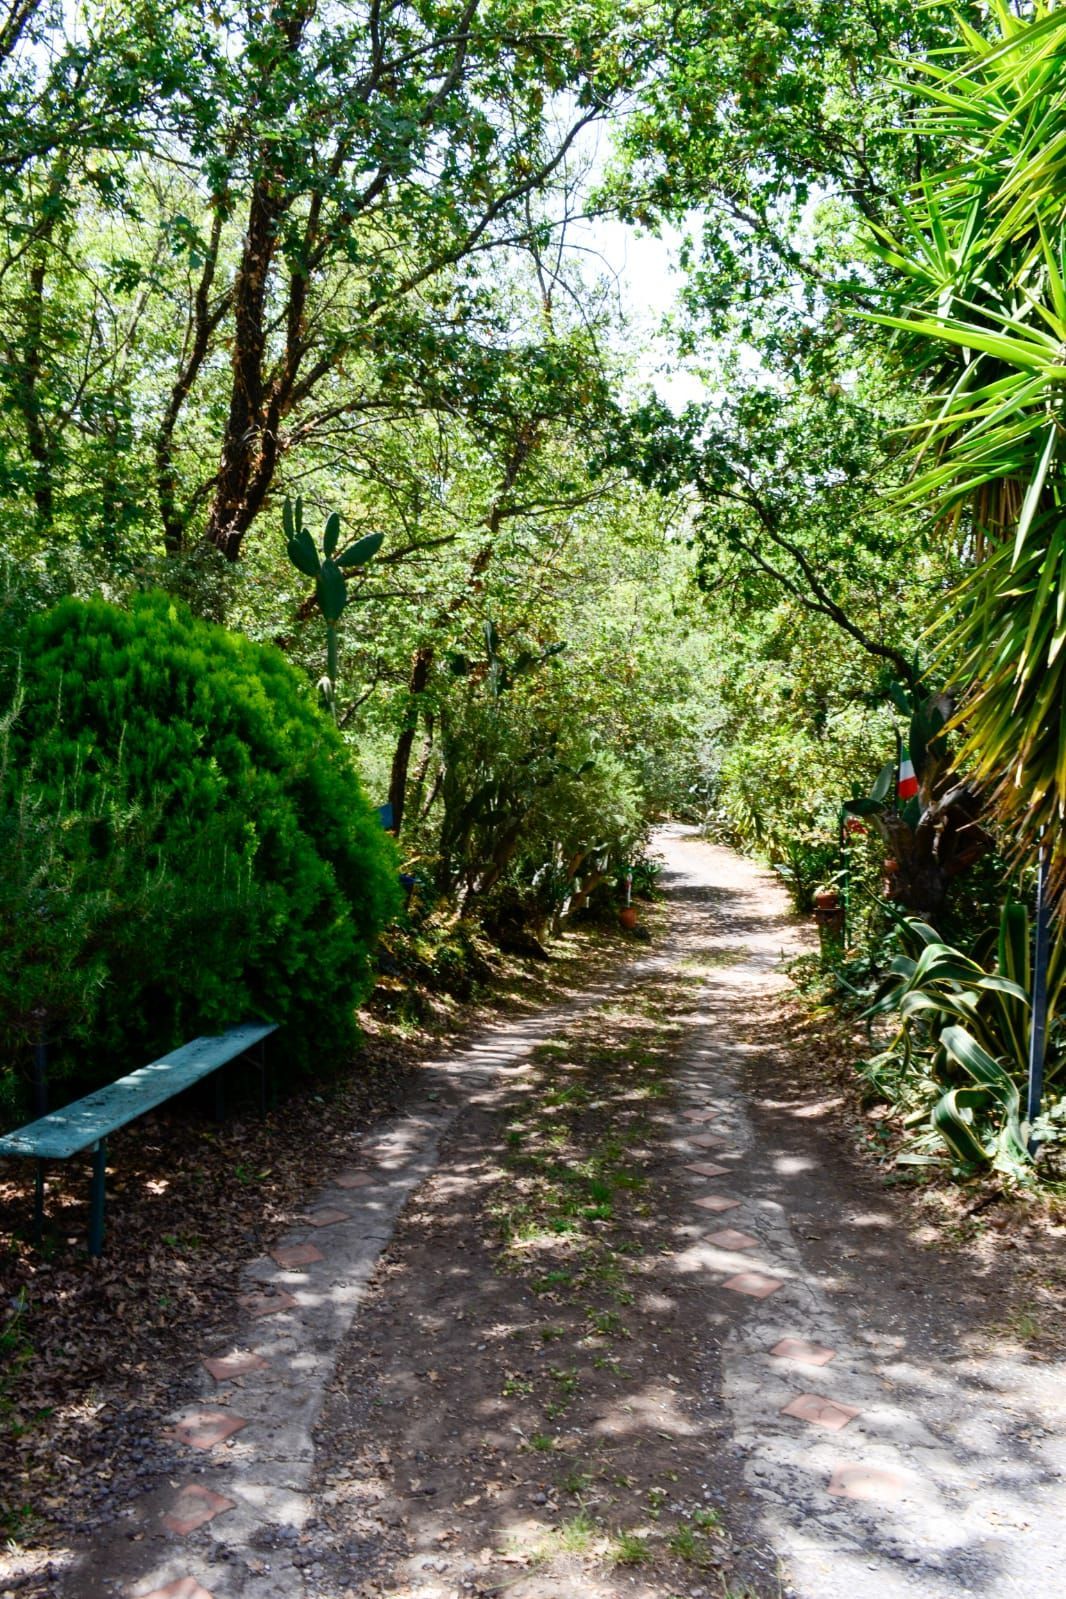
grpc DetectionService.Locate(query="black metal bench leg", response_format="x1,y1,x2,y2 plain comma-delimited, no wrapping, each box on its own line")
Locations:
33,1161,45,1245
88,1139,107,1258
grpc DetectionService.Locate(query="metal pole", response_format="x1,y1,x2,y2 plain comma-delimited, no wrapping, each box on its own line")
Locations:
88,1139,107,1258
33,1163,45,1245
894,727,902,814
1027,840,1051,1151
32,1033,47,1244
839,809,849,948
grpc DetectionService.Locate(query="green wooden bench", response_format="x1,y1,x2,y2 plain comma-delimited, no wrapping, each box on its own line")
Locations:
0,1020,278,1257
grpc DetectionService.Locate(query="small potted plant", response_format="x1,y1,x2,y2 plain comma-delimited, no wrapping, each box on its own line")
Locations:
618,868,638,929
812,883,844,937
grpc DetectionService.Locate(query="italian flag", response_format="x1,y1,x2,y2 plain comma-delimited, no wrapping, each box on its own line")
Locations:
898,749,919,801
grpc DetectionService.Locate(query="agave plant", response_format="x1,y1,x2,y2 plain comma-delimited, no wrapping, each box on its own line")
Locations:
865,901,1066,1173
871,3,1066,893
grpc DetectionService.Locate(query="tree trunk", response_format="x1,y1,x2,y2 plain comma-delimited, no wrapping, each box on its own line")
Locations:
876,777,991,920
205,176,282,560
156,203,229,556
387,645,434,835
20,248,54,530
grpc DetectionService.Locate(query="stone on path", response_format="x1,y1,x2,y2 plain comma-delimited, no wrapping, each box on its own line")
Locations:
780,1393,860,1431
722,1270,783,1299
162,1483,236,1535
172,1409,248,1450
140,1581,216,1599
270,1242,324,1268
302,1206,351,1227
827,1465,908,1503
201,1351,269,1381
706,1228,759,1250
237,1288,298,1318
769,1336,835,1367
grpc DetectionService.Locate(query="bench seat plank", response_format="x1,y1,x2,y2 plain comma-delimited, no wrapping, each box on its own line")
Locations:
0,1020,277,1161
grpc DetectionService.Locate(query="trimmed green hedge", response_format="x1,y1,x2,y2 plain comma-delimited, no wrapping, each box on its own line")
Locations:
0,592,400,1103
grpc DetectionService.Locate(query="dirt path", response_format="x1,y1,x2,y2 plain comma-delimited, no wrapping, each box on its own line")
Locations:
44,829,1066,1599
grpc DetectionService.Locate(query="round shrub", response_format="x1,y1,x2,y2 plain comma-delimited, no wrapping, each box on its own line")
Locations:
2,592,400,1093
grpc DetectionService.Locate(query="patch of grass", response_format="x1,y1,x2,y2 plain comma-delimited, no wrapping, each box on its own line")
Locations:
559,1468,592,1496
527,1509,600,1563
611,1530,653,1566
548,1365,581,1396
691,1506,723,1532
501,1374,533,1398
999,1306,1043,1342
588,1307,626,1336
645,1485,668,1520
232,1162,270,1184
162,1230,204,1252
554,1509,599,1553
532,1270,572,1294
592,1354,622,1373
668,1524,699,1560
531,1041,573,1062
529,1432,555,1452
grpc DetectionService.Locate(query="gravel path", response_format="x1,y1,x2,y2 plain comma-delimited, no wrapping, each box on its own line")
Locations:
53,828,1065,1599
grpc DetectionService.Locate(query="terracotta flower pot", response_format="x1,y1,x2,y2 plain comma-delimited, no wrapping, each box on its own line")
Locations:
618,906,638,930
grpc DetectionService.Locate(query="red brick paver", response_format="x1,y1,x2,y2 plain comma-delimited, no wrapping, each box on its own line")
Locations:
683,1110,720,1123
688,1132,731,1150
173,1409,249,1450
827,1465,907,1502
163,1483,236,1535
302,1207,351,1227
770,1336,836,1366
238,1288,298,1319
333,1170,374,1189
693,1194,741,1212
270,1242,324,1269
781,1393,860,1431
706,1228,759,1251
201,1352,269,1381
140,1580,216,1599
722,1271,783,1299
685,1161,730,1178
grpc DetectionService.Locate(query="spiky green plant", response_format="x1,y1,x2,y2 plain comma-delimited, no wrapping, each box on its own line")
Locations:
282,497,382,717
871,3,1066,893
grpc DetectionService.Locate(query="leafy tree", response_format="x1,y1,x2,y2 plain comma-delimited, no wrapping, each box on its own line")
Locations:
602,0,980,336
